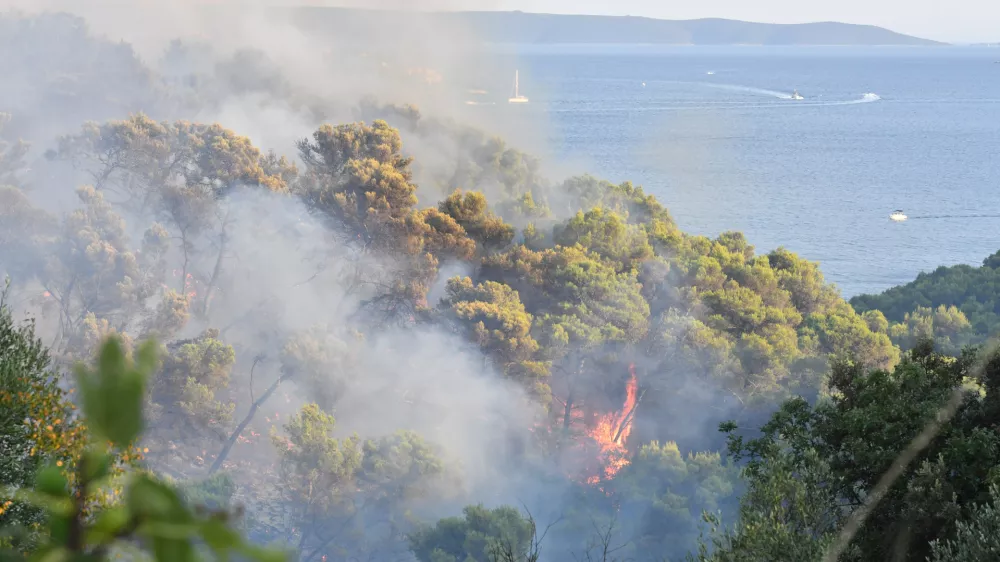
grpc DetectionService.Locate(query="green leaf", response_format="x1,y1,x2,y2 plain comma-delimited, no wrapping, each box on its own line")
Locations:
47,514,71,547
97,337,127,389
34,466,68,498
150,536,195,562
135,340,159,378
127,476,186,521
107,371,145,447
81,448,112,483
76,337,155,446
199,518,239,552
86,505,130,544
139,521,199,541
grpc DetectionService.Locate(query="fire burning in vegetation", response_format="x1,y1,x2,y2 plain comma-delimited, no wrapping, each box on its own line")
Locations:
586,364,641,485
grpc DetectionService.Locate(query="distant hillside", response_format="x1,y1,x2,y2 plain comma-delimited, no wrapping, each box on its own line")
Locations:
850,250,1000,353
288,8,943,46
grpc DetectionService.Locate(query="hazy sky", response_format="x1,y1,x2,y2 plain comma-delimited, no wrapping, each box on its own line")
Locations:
320,0,999,43
4,0,996,43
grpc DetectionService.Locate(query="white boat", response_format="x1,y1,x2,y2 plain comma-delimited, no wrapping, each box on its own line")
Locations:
890,210,908,221
508,70,529,104
790,90,804,100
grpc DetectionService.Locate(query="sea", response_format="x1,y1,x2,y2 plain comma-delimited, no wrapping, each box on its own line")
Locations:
474,45,1000,298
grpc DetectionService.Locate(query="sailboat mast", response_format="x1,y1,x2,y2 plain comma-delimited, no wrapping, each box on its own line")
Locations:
514,70,519,97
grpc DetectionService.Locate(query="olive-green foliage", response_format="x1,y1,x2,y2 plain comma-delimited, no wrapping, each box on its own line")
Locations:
270,405,447,561
602,441,739,561
440,190,516,252
851,250,1000,349
553,206,653,274
53,113,296,202
271,404,363,515
157,329,237,427
180,472,237,512
887,305,975,355
409,504,536,562
296,120,416,246
142,290,191,341
705,343,1000,561
482,244,651,349
442,277,549,403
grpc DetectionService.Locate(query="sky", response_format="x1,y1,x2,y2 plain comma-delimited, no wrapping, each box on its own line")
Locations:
312,0,999,43
2,0,996,43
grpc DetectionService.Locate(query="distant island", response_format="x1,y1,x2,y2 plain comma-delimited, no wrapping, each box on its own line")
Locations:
288,8,944,46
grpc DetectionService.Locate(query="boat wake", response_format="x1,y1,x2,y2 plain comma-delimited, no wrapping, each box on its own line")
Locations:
699,83,881,105
700,82,793,99
906,213,1000,220
830,93,882,105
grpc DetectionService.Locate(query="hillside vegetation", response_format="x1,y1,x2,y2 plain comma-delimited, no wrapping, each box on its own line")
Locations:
851,250,1000,353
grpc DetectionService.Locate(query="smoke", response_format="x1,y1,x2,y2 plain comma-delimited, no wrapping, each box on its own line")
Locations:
2,0,557,171
165,188,540,498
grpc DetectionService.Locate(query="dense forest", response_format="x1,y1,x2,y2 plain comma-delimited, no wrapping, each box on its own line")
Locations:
1,9,998,562
851,251,1000,354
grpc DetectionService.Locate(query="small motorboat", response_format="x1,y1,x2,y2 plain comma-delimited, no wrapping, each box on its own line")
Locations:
790,90,804,100
889,210,908,221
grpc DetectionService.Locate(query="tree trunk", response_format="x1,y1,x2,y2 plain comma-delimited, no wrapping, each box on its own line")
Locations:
208,361,284,474
563,389,575,432
178,229,191,294
201,210,230,318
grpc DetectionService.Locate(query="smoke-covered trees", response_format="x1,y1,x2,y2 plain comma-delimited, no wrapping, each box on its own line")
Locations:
296,120,415,246
0,186,54,284
439,190,516,252
581,441,740,561
0,114,29,186
154,329,238,430
52,115,295,213
43,186,155,353
441,277,548,402
271,404,448,561
409,504,538,562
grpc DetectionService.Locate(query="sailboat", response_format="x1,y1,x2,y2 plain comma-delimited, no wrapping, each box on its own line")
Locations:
508,70,529,104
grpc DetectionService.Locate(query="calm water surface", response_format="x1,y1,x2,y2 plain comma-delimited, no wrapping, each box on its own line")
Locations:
482,45,1000,297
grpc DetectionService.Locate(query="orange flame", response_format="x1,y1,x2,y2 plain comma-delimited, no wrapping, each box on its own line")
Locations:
586,364,639,484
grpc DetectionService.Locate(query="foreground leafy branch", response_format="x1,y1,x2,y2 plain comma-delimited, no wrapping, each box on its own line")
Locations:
2,337,287,562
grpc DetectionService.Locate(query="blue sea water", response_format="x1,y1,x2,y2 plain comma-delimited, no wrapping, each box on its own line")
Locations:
485,46,1000,298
